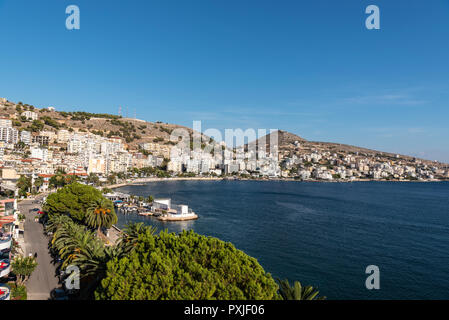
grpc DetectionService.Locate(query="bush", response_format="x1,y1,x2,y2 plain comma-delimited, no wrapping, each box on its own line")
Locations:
10,283,27,300
95,230,279,300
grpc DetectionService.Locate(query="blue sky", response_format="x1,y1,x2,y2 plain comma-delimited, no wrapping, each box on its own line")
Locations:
0,0,448,162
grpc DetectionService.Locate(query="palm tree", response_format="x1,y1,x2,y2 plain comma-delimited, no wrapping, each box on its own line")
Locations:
86,173,99,186
117,223,156,255
45,214,72,234
85,198,117,237
276,279,326,300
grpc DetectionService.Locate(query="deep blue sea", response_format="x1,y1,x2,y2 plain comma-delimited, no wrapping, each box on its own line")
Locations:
115,180,449,300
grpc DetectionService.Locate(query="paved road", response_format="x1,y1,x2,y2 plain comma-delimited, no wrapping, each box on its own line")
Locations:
20,198,59,300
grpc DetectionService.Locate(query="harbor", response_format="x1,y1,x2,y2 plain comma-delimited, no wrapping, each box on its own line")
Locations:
104,192,198,221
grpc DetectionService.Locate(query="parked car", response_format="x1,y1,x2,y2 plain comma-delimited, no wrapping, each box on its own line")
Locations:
51,288,69,300
0,273,16,283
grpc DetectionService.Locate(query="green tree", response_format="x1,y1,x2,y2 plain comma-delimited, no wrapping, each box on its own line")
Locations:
85,198,117,235
107,174,117,185
276,279,325,300
49,173,67,189
11,256,38,286
95,230,279,300
47,214,123,299
29,120,44,132
117,223,153,255
43,182,107,222
86,173,100,186
101,188,113,194
34,176,44,192
17,175,32,197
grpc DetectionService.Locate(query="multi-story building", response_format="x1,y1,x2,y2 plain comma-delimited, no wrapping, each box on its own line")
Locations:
88,157,106,175
32,134,50,146
0,118,12,128
139,142,171,158
21,111,38,121
20,130,31,145
31,147,49,161
0,127,18,144
57,129,71,143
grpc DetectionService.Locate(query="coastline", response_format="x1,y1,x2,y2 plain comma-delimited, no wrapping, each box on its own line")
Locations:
107,177,224,189
105,177,448,190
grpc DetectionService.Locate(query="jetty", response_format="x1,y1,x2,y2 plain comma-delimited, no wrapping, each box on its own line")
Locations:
106,192,198,221
151,199,198,221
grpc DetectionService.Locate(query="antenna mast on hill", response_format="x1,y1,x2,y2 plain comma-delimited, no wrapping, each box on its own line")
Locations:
134,108,137,119
118,106,122,117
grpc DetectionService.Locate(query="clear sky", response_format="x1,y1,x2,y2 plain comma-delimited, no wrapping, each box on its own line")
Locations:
0,0,448,162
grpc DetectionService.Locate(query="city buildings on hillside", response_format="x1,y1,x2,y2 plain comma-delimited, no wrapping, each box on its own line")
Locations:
0,107,445,193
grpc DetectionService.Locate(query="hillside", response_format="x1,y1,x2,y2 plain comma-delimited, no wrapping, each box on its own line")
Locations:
1,98,447,167
0,99,201,151
249,130,447,167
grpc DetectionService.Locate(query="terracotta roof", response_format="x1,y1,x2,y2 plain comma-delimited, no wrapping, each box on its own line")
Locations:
66,172,88,176
38,174,54,178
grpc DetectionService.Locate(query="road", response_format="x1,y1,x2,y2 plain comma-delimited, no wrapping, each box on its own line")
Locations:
20,198,59,300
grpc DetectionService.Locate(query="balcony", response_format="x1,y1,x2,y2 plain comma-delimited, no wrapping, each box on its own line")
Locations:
0,284,10,300
0,259,10,278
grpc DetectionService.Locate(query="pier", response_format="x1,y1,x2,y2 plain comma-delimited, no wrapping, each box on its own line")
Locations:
107,192,199,222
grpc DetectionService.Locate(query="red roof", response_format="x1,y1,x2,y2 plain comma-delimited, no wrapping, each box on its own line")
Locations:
38,174,54,178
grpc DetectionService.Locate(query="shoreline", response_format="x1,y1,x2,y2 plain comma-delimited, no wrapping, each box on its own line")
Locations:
105,177,448,190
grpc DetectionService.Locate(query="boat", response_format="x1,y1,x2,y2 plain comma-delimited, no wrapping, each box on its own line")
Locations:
156,211,198,221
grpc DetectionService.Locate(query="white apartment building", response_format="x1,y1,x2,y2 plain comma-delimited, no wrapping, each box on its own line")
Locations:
57,129,71,143
0,118,12,128
0,127,18,144
31,147,49,161
21,111,39,120
139,142,171,158
20,131,31,145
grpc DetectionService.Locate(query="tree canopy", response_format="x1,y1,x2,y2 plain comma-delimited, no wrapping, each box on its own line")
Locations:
11,256,38,286
95,230,279,300
85,198,117,231
43,182,113,222
16,175,32,197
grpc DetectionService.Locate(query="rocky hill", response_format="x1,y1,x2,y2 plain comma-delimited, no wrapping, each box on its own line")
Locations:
249,130,447,167
1,98,447,167
0,99,202,151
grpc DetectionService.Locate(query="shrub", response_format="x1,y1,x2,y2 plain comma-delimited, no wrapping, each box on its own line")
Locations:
95,230,279,300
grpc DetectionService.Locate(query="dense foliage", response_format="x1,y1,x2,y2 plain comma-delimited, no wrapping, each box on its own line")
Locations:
95,230,279,300
49,173,79,189
16,175,32,197
42,183,321,301
11,256,38,286
10,283,27,300
58,111,122,121
43,182,114,222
